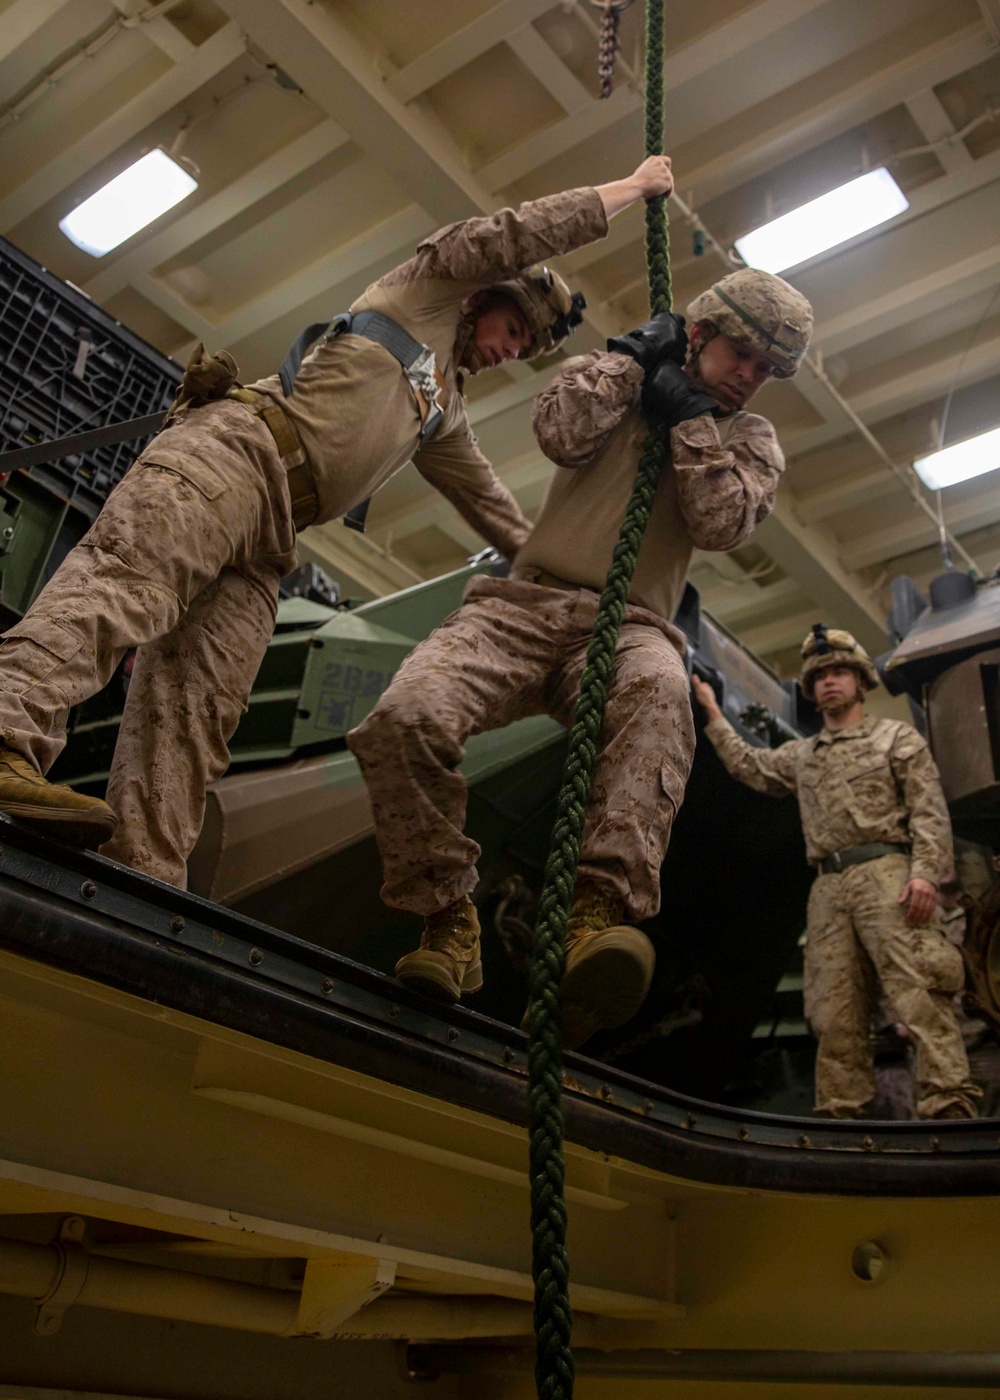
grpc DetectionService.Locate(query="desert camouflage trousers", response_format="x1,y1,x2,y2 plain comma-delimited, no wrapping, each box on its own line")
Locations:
348,574,695,919
804,854,979,1118
0,400,296,886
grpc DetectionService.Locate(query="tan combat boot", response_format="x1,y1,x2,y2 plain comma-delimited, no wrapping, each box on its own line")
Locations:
395,895,484,1004
931,1102,978,1120
558,882,655,1049
0,746,118,848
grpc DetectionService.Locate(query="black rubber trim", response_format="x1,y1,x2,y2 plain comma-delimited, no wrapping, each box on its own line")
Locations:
0,817,998,1196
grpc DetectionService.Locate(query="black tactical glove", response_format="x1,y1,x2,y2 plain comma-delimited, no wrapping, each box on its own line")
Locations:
641,360,718,427
608,311,687,370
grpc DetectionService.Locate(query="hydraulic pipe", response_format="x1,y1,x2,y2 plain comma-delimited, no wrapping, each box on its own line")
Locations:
0,1236,535,1339
406,1344,1000,1387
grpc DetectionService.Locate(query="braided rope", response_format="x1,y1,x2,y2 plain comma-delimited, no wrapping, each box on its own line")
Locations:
526,3,669,1397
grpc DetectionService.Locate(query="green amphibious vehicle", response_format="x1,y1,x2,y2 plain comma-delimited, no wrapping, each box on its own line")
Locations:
45,552,816,1105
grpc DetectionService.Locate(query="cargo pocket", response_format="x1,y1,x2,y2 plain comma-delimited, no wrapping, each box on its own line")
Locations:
0,616,83,696
914,928,966,995
139,450,228,502
844,760,892,819
646,758,687,867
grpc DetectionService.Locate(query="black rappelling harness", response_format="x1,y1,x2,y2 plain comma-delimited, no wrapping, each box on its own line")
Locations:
277,310,449,532
0,309,449,536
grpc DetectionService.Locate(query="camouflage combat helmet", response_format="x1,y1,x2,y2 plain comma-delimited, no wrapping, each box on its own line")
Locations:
799,623,879,697
687,269,813,378
491,264,587,358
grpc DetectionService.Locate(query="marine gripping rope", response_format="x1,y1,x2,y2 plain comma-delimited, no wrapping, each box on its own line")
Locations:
525,3,671,1397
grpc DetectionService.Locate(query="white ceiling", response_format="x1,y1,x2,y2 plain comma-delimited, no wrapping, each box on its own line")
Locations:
3,0,1000,677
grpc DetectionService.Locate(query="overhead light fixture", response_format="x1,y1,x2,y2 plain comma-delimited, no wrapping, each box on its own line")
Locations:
914,425,1000,491
734,168,909,275
59,149,197,257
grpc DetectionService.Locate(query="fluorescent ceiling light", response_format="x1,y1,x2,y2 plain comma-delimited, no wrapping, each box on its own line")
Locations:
59,149,197,257
734,168,909,275
914,425,1000,491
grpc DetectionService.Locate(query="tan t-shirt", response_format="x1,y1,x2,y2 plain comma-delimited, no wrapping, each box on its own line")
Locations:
514,351,784,620
247,188,609,556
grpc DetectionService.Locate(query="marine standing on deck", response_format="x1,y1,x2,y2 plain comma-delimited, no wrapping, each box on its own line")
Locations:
350,266,813,1048
0,157,675,886
693,626,980,1120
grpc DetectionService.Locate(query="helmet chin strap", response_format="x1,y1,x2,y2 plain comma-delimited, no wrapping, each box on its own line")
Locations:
454,315,485,374
685,323,714,379
686,326,737,416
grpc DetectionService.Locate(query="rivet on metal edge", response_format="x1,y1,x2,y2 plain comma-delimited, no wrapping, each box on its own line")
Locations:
387,1003,400,1019
446,1027,459,1042
641,1100,654,1115
738,1126,749,1141
79,880,97,899
598,1085,613,1101
930,1136,941,1151
502,1047,515,1065
798,1133,811,1148
169,916,185,934
321,978,335,994
683,1114,695,1130
863,1136,876,1152
248,948,263,966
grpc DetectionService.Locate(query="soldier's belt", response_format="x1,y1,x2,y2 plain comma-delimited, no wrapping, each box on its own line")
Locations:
226,388,319,532
511,565,594,594
817,842,911,875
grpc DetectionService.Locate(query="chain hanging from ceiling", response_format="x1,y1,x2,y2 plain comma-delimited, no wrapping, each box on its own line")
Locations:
591,0,636,99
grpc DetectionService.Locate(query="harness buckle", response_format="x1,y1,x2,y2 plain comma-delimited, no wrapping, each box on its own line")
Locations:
406,345,444,441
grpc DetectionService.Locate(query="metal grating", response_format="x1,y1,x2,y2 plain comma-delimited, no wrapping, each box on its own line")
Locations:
0,236,181,519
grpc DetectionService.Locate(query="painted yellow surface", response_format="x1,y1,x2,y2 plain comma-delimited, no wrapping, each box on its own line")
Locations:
1,945,997,1398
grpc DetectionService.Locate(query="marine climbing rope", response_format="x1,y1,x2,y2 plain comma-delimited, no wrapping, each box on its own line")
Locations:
525,2,671,1397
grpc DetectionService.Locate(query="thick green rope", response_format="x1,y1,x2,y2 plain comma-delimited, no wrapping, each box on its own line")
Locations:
525,3,670,1398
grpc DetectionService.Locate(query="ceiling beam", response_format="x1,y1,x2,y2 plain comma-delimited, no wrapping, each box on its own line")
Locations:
0,0,77,65
684,18,991,207
370,450,555,544
299,521,423,599
476,84,642,192
705,576,805,627
137,204,436,349
84,119,349,301
905,88,974,175
976,0,1000,44
212,0,618,344
841,483,1000,571
829,327,1000,442
739,608,821,656
0,21,245,235
792,467,913,526
505,25,591,116
815,233,1000,360
385,0,558,105
214,0,493,224
752,495,887,651
480,0,976,198
109,0,194,62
